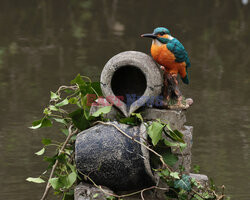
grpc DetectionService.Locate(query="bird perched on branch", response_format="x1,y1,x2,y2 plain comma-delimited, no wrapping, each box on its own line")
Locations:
141,27,193,109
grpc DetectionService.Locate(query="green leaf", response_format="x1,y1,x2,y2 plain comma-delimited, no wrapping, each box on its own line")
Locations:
202,191,213,199
191,178,199,187
41,118,53,128
192,194,204,200
61,129,69,136
49,105,59,111
43,108,52,115
91,106,112,117
64,89,75,94
174,174,191,191
162,169,170,177
62,190,74,200
170,172,180,179
55,98,69,107
193,165,200,173
44,155,57,168
166,123,173,132
81,94,89,110
209,178,217,191
119,116,137,125
49,177,63,190
26,177,45,183
42,138,51,146
57,153,67,164
35,147,45,156
71,74,86,86
53,118,67,126
69,97,78,104
158,169,170,178
91,82,103,96
67,163,77,174
178,190,188,200
179,194,188,200
49,172,77,190
162,148,178,167
30,119,43,129
30,118,52,129
93,193,99,198
66,172,77,188
164,128,184,143
69,109,90,131
50,91,60,100
173,130,184,142
164,139,180,147
131,113,143,122
164,139,187,152
179,143,187,151
147,121,164,146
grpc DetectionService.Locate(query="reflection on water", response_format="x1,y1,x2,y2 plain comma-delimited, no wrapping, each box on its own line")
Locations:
242,0,248,5
0,0,249,199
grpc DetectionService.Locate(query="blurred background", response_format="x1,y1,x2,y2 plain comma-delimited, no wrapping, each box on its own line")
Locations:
0,0,249,199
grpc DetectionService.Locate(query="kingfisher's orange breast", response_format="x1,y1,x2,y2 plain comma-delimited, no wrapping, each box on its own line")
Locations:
150,40,188,78
151,42,176,68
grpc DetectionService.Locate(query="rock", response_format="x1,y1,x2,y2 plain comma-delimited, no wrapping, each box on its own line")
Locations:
89,97,121,120
75,173,209,200
74,183,114,200
190,173,209,187
75,182,167,200
141,108,186,130
170,126,193,173
100,51,163,116
75,122,155,191
90,104,187,132
173,154,191,173
170,126,193,155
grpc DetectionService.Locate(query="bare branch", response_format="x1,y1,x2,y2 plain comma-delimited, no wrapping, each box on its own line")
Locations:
40,125,78,200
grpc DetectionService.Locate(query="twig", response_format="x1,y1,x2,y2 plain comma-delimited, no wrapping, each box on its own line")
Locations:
94,121,173,172
218,195,225,200
54,85,78,100
140,185,168,200
79,171,168,199
191,188,205,199
221,185,225,199
40,125,78,200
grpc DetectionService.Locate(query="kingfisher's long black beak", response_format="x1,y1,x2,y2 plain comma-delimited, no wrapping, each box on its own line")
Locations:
141,33,157,39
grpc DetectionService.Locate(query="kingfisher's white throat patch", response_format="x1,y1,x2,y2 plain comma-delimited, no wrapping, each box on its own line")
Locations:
152,39,162,46
152,35,174,46
168,35,174,40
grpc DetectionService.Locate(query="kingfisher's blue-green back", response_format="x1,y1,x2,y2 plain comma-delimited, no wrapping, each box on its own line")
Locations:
167,38,191,68
142,27,191,84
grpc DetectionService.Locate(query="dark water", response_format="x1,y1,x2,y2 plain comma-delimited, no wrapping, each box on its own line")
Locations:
0,0,249,199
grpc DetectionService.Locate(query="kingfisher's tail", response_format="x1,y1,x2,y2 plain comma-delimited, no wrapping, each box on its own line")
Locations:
181,70,189,84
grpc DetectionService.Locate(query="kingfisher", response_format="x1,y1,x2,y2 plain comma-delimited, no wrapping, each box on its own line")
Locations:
141,27,192,108
141,27,190,84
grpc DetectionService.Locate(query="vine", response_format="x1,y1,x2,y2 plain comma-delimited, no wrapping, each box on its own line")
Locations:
27,74,229,200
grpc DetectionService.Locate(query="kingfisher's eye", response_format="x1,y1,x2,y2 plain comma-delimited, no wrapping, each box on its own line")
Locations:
159,32,165,36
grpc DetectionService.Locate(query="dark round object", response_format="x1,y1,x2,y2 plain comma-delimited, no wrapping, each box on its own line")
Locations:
75,122,155,191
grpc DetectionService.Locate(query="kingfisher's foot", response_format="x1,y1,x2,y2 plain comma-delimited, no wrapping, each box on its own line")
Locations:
160,65,165,71
185,98,193,106
158,98,193,110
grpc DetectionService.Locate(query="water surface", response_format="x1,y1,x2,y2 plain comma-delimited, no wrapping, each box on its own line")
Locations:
0,1,249,199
